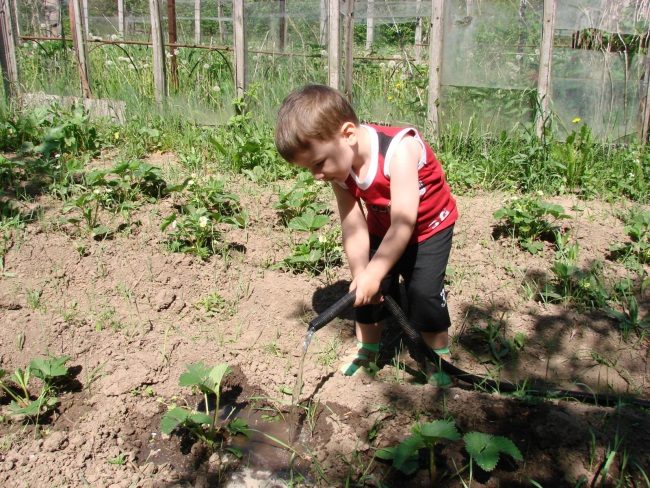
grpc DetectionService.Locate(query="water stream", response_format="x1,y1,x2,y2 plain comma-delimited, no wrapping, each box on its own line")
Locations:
291,328,314,407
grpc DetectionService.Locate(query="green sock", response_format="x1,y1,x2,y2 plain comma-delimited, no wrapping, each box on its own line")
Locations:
433,347,450,356
340,342,380,376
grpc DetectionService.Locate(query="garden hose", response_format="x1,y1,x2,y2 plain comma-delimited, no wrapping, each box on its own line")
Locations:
309,291,650,409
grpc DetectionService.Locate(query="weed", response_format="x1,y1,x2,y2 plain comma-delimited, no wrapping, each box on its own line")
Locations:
108,453,127,465
493,196,570,254
605,294,649,340
25,288,43,310
194,291,234,317
316,336,342,368
610,208,649,266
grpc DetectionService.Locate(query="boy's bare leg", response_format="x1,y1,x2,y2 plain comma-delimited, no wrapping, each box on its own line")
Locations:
356,321,383,344
421,330,449,351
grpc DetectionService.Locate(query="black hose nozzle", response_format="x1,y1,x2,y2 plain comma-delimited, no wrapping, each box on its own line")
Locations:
308,290,356,333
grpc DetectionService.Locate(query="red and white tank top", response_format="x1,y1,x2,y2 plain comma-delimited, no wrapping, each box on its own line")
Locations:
340,124,457,244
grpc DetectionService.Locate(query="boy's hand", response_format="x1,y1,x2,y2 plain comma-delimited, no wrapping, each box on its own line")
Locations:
350,272,383,306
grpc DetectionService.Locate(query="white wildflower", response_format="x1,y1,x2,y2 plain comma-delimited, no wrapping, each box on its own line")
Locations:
318,235,327,244
203,63,210,69
212,85,221,92
198,216,209,228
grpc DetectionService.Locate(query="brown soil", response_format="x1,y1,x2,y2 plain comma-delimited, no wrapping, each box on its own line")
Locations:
0,151,648,487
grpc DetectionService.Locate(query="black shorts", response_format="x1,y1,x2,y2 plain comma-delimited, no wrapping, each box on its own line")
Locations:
355,225,453,333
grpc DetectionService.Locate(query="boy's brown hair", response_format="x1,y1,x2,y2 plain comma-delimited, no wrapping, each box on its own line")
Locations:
275,84,359,162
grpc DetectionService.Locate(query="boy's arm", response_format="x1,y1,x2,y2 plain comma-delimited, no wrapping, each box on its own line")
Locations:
332,183,370,280
353,136,421,305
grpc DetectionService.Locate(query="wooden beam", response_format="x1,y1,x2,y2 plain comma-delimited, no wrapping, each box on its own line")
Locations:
69,0,91,98
536,0,556,138
427,0,443,139
149,0,167,105
0,0,19,101
328,0,339,90
342,0,354,101
233,0,246,100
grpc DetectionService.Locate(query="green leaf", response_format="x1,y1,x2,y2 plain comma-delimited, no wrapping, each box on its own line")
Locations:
225,446,243,458
160,407,191,434
29,355,70,381
464,432,499,471
417,419,461,443
188,412,212,426
179,362,211,388
464,432,522,472
428,371,453,388
226,417,250,437
374,446,396,461
207,363,232,391
393,435,423,474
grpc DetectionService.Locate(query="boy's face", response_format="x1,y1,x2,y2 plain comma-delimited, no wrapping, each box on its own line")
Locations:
291,123,357,183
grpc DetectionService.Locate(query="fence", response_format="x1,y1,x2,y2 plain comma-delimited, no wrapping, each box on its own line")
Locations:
1,0,649,142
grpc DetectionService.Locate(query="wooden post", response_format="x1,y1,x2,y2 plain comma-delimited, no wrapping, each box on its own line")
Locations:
427,0,444,139
167,0,178,90
342,0,354,101
10,0,19,45
118,0,126,37
194,0,201,44
0,0,18,101
217,0,224,43
536,0,556,138
149,0,167,105
233,0,246,100
278,0,286,52
43,0,61,37
365,0,373,51
328,0,340,90
69,0,91,98
320,0,326,45
414,0,423,62
640,54,650,141
82,0,89,36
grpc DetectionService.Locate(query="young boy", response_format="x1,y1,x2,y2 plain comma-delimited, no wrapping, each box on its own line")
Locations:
275,84,458,376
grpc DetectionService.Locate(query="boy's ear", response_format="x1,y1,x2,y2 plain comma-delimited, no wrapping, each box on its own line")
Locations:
339,121,358,144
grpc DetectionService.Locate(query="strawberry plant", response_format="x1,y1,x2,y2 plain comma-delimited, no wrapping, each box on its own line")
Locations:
162,176,246,259
160,362,248,452
275,172,327,225
463,432,523,472
0,355,71,421
376,419,461,482
493,196,570,254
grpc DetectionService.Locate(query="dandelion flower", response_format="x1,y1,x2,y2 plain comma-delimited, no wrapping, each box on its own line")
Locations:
572,117,581,124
